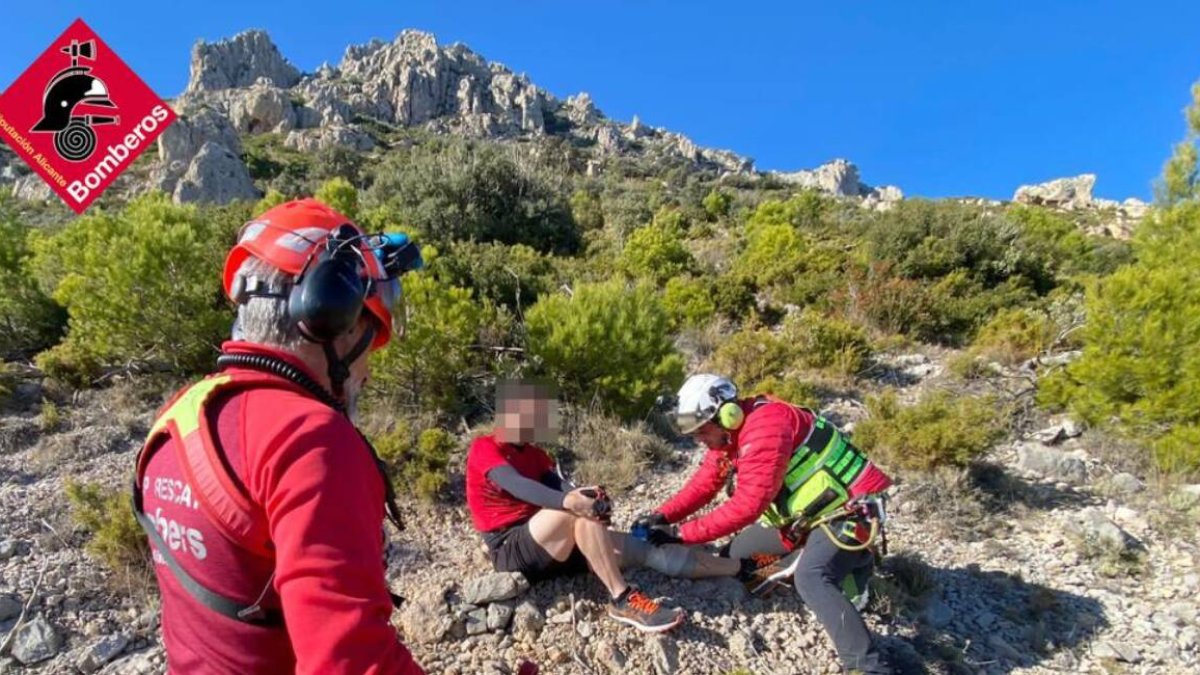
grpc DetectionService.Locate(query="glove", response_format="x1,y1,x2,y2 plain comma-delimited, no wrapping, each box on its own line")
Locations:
646,524,682,546
632,512,668,530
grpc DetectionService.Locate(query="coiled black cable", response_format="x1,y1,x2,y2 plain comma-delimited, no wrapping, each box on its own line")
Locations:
216,353,343,411
215,352,405,532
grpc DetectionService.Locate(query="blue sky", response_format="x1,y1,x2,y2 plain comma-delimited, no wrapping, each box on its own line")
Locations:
4,1,1198,200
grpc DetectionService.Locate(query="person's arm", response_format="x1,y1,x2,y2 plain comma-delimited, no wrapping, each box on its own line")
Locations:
677,405,798,545
253,409,424,675
486,464,567,509
655,449,731,524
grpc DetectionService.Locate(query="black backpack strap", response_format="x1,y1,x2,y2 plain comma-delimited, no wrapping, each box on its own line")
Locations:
132,417,284,629
133,491,283,627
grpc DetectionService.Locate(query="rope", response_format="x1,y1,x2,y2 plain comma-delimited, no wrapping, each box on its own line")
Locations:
788,496,886,552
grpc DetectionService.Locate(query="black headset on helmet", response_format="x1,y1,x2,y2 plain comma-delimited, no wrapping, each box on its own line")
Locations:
230,224,403,400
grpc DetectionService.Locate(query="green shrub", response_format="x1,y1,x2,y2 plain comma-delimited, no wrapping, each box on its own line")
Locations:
253,189,289,214
1007,205,1132,277
431,241,559,311
39,400,61,432
946,352,993,381
662,276,717,329
370,274,489,416
710,274,757,321
29,194,232,381
315,176,359,220
619,214,695,284
0,362,16,407
843,263,933,337
526,280,684,420
599,180,656,236
312,145,367,185
35,340,105,386
372,420,412,467
745,192,836,233
733,220,806,287
844,263,1032,345
748,375,818,409
708,327,792,390
375,424,457,502
1042,202,1200,474
1153,424,1200,476
241,133,313,194
701,189,732,220
0,199,65,357
865,200,1055,293
570,189,605,231
971,307,1057,366
65,480,149,572
783,310,872,375
365,139,580,254
853,391,1007,471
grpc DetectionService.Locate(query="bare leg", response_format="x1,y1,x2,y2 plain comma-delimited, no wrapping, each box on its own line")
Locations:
574,517,628,599
527,509,627,599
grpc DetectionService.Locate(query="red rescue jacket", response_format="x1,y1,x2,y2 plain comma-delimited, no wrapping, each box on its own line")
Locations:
136,342,424,674
657,399,813,545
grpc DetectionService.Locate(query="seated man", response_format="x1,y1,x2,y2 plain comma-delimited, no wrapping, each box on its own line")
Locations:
465,379,688,632
636,374,894,674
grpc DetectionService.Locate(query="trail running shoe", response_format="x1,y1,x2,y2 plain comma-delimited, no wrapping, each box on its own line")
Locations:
607,588,684,633
740,550,803,596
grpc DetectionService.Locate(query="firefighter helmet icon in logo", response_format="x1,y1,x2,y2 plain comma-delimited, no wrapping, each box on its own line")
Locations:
0,18,176,213
30,38,120,162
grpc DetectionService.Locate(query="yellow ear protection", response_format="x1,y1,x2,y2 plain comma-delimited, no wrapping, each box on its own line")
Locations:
710,386,745,430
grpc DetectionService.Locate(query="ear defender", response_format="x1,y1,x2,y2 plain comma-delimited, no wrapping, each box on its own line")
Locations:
716,401,745,430
287,225,370,342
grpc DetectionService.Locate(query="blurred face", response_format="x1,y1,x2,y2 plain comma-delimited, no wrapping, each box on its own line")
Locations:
496,381,560,445
690,421,729,450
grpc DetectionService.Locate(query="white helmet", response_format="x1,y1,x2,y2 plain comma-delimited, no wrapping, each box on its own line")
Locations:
673,374,738,434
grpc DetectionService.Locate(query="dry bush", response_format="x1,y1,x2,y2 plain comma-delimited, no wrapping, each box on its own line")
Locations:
66,479,150,572
871,552,936,619
560,408,672,494
895,467,1001,541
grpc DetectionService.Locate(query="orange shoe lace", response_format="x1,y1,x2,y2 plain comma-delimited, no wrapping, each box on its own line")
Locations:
626,590,661,614
751,553,781,568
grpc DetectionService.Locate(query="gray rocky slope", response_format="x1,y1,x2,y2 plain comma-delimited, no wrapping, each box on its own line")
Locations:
1,347,1198,674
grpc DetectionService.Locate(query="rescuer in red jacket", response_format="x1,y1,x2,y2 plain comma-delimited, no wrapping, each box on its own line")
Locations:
133,199,426,674
635,374,894,675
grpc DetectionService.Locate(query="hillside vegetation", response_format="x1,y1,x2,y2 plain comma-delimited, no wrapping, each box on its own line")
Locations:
0,35,1198,675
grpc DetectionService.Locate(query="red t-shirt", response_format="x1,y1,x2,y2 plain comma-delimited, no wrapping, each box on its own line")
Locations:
141,342,423,675
466,434,557,532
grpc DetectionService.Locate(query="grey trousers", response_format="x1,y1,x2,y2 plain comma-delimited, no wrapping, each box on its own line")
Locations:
730,524,891,674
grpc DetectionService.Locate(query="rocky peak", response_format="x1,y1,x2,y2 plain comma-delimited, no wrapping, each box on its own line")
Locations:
1014,174,1098,210
1014,174,1150,239
773,159,903,206
185,30,301,94
113,28,760,206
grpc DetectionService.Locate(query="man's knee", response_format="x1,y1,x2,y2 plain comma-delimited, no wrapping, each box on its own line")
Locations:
529,509,579,561
793,560,825,592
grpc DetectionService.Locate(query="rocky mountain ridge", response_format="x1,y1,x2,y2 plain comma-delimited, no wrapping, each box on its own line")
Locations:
0,27,1150,230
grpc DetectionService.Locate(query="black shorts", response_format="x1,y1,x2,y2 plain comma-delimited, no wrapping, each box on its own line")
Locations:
485,519,590,582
